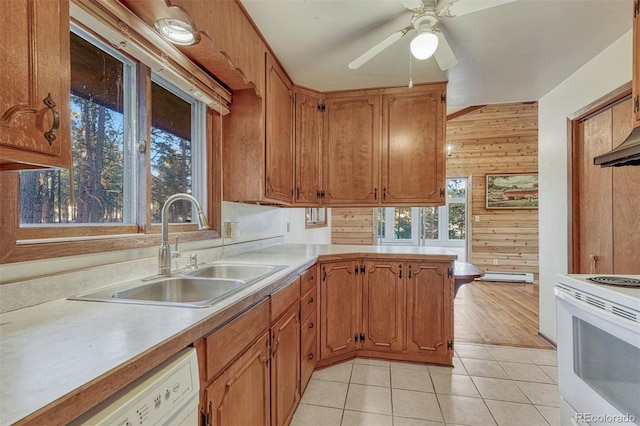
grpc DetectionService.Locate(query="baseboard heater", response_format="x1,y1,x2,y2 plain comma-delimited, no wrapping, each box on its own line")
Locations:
477,271,534,283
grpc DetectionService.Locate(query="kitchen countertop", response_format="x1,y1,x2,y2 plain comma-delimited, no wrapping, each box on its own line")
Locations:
0,244,456,425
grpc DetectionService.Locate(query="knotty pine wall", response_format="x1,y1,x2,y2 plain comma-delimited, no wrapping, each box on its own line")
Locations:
330,102,539,281
331,208,376,245
447,102,539,280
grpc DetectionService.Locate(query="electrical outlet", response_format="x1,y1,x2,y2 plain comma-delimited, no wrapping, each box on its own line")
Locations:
493,259,499,265
475,215,480,222
286,222,291,232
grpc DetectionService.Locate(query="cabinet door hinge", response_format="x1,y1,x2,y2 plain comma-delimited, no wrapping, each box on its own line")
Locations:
360,264,365,274
447,268,453,278
447,340,453,351
359,333,365,342
317,103,326,112
355,265,359,275
634,95,639,114
441,94,446,103
440,188,445,198
635,0,639,17
204,401,212,426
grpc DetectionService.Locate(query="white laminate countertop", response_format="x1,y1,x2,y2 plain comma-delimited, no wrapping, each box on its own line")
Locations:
0,244,456,425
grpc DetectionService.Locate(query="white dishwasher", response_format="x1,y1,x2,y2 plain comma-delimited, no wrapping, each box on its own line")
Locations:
70,347,200,426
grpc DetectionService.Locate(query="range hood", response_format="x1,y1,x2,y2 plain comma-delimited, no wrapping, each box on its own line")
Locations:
594,126,640,167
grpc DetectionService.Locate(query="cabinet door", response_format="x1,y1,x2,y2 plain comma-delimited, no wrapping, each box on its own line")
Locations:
405,262,453,357
323,95,380,205
294,88,323,205
577,110,614,273
206,333,271,426
381,86,446,205
633,1,639,127
270,302,301,426
0,0,71,170
265,53,294,203
361,260,404,352
320,260,360,359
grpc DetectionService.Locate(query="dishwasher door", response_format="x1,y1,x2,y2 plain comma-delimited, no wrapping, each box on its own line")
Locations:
70,347,200,426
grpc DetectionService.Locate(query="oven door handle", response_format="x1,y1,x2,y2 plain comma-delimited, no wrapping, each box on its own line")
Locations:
555,288,639,333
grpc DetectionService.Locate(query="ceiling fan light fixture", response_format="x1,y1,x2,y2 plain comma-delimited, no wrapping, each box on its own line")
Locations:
410,30,439,60
154,18,199,45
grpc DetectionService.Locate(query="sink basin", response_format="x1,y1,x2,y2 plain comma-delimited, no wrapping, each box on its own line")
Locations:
69,264,288,308
111,277,246,306
182,263,287,282
70,276,250,308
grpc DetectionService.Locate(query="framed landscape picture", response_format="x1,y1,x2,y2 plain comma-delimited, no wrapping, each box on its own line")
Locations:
486,173,538,209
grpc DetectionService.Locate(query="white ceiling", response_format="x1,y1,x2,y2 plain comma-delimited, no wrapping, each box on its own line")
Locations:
240,0,632,109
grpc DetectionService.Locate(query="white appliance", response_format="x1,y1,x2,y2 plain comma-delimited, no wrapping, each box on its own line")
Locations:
70,347,200,425
555,274,640,426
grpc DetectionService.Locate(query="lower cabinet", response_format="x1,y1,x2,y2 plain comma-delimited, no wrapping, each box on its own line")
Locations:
205,333,271,426
200,275,303,426
319,258,454,365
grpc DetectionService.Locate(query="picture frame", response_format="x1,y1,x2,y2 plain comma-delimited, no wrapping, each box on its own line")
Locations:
486,173,538,209
305,208,327,229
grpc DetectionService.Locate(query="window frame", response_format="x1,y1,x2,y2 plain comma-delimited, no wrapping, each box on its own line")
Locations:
0,14,223,265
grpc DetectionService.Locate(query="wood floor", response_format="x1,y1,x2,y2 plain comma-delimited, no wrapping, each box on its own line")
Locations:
454,280,553,350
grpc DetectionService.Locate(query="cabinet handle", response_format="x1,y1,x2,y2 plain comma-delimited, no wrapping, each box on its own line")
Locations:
296,187,300,199
308,322,314,329
589,255,598,274
383,187,387,200
43,94,60,145
322,266,327,281
308,275,314,281
308,353,314,360
399,264,403,279
307,297,314,304
374,187,378,200
408,264,412,279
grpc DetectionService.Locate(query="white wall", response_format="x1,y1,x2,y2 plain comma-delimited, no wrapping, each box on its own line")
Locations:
538,31,632,343
222,202,331,245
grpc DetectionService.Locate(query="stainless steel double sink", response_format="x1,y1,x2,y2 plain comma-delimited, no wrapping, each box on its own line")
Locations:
69,264,287,308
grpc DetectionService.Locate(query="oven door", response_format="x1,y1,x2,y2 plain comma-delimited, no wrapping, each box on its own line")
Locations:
556,288,640,425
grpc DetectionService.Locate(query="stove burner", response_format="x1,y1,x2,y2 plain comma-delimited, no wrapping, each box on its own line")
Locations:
587,276,640,288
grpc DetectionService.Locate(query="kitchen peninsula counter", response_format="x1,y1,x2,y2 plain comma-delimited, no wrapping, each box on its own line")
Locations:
0,244,456,425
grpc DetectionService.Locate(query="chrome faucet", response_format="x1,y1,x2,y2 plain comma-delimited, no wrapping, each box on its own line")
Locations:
158,193,208,276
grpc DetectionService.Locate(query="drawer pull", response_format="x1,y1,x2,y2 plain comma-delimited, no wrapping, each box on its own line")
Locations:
308,322,314,329
308,353,314,360
308,275,314,281
307,297,314,304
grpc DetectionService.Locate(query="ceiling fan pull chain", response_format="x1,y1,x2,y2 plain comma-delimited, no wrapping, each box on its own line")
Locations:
408,50,414,89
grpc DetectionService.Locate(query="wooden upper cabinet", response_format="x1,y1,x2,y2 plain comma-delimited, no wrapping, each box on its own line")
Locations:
323,93,380,205
381,84,446,205
294,88,323,205
265,53,294,203
0,0,71,170
633,0,639,127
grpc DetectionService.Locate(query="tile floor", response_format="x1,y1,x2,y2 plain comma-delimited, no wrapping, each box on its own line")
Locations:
291,343,559,426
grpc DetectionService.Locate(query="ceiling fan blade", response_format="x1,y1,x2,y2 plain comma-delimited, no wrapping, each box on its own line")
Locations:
434,30,457,70
437,0,517,17
401,0,424,11
348,28,408,69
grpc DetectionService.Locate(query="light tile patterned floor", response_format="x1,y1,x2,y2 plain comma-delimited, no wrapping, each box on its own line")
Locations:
291,343,560,426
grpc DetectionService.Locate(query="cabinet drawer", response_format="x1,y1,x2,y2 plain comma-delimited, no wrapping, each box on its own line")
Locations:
301,337,317,392
205,298,270,382
300,266,317,296
300,285,317,324
301,309,317,354
271,276,301,321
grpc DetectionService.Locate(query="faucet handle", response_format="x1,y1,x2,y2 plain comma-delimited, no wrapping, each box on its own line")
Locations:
171,236,181,259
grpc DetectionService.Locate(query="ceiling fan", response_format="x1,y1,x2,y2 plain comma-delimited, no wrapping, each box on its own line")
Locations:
348,0,517,71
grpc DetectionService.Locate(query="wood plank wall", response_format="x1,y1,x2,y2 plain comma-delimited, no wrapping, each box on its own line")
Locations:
331,208,376,245
330,102,539,281
447,102,539,280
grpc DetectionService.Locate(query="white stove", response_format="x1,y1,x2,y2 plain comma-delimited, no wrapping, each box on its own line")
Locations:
555,274,640,425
